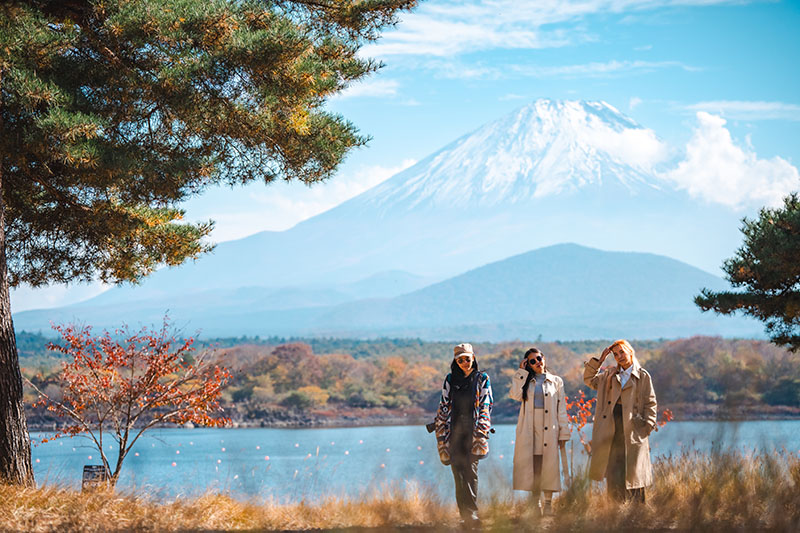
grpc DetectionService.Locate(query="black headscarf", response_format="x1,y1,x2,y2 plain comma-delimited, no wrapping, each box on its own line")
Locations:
450,357,479,424
450,357,480,389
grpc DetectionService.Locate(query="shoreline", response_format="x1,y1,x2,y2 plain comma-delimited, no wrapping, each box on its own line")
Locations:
26,410,800,432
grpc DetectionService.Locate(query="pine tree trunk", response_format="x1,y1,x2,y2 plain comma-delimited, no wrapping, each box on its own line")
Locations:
0,65,35,486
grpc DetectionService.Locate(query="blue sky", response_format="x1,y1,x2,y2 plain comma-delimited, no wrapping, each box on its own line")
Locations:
12,0,800,311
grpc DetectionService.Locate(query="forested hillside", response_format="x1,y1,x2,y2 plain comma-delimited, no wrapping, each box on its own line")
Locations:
21,335,800,429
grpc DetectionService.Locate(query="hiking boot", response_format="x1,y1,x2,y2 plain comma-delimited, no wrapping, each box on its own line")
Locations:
459,512,481,530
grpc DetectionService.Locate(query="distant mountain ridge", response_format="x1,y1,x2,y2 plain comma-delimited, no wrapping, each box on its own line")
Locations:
14,99,753,340
290,243,761,340
13,244,762,341
38,98,743,309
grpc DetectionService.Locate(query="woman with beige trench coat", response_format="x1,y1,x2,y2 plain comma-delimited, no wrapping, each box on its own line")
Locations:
509,348,570,515
584,339,657,503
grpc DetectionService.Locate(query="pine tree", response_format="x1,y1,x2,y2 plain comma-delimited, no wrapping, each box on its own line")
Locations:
0,0,415,485
696,193,800,352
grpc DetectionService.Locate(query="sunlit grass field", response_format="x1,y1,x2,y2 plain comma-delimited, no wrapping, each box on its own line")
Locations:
3,450,800,532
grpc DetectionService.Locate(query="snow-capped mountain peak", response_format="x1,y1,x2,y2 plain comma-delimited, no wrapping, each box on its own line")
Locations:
359,99,669,210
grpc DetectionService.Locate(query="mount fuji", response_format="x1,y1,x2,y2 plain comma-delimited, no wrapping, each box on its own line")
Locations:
13,99,753,339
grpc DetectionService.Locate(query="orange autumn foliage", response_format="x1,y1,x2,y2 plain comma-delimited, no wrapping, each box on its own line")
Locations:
565,391,674,455
28,318,230,484
565,390,596,454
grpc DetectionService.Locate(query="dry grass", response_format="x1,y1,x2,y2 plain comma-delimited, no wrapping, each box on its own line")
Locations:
0,482,453,533
550,449,800,532
2,450,800,532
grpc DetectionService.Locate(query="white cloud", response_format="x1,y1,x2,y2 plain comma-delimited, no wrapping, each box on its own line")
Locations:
335,79,400,99
629,96,643,110
419,59,503,80
566,102,669,171
663,112,800,209
685,100,800,121
364,0,740,59
420,58,695,81
594,126,669,171
512,60,698,78
207,160,418,241
500,93,527,101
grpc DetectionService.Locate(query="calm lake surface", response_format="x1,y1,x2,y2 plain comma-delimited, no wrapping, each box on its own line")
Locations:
30,421,800,502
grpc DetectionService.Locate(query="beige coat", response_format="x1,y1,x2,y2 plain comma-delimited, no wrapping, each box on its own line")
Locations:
509,370,570,492
583,356,657,488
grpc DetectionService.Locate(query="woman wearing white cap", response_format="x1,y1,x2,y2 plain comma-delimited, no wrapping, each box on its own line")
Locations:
509,347,570,516
434,343,493,527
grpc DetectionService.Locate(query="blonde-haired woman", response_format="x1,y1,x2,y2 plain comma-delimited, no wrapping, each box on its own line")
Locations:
584,339,657,503
509,348,570,515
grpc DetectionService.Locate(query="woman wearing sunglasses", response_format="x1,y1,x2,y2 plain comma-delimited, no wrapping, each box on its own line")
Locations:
509,347,570,516
434,343,493,528
584,339,657,503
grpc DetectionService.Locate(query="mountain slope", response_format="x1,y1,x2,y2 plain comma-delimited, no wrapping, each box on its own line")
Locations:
301,243,760,340
14,244,762,341
45,98,742,310
14,99,751,340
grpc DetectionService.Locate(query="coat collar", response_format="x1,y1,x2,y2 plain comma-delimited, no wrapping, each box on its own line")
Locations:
616,358,641,380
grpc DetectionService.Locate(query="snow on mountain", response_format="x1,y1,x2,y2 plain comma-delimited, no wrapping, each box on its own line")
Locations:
354,99,669,212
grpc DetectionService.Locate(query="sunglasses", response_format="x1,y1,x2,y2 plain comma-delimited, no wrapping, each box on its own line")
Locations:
455,356,473,364
527,355,543,364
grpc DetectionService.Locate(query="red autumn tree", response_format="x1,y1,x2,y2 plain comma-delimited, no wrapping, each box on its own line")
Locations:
28,319,230,486
657,408,674,429
566,390,596,455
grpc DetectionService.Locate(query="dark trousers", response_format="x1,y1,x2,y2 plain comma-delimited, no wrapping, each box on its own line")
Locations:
532,454,543,494
450,419,479,520
606,404,646,504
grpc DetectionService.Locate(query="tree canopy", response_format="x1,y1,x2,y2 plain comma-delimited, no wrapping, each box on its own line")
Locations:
1,0,415,287
696,193,800,351
0,0,416,485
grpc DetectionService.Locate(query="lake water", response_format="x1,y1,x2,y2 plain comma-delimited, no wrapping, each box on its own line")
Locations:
30,421,800,502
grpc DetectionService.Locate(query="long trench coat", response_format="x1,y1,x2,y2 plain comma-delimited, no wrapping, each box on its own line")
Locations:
583,356,657,489
509,370,570,492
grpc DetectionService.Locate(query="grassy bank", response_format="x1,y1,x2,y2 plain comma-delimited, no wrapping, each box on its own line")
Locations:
3,450,800,532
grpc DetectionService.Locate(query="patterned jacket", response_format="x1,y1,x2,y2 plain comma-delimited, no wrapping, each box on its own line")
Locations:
434,369,493,465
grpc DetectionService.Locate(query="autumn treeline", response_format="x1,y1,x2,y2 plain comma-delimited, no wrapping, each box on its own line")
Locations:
20,334,800,427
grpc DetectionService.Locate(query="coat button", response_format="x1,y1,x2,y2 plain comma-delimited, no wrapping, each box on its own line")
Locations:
608,401,611,405
544,427,548,430
544,443,547,446
603,415,607,419
545,393,548,396
545,410,548,413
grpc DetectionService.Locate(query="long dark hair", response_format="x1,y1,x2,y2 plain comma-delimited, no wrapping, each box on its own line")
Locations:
521,348,545,402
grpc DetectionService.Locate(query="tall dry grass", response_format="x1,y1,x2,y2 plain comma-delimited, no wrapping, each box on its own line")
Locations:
552,449,800,532
0,482,452,532
2,450,799,532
